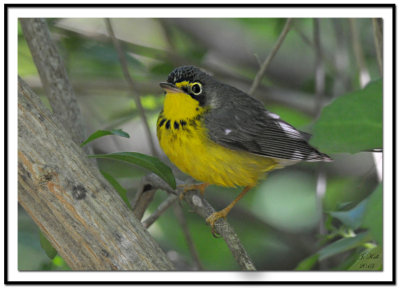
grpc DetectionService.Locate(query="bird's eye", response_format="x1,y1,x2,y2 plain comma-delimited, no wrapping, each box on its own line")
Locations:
190,83,202,95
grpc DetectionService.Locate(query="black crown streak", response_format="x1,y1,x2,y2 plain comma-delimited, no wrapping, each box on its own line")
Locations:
167,65,201,84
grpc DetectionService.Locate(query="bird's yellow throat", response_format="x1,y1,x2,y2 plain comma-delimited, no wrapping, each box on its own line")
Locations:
162,81,206,120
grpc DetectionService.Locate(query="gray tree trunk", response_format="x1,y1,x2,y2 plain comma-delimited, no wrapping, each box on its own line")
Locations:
18,77,174,270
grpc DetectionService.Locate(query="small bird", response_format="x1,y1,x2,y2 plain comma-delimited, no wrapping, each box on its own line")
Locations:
157,65,331,233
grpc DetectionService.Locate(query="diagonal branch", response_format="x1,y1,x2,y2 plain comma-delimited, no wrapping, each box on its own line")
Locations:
140,174,256,271
104,18,158,157
105,18,160,221
172,203,204,270
248,18,293,96
142,194,178,228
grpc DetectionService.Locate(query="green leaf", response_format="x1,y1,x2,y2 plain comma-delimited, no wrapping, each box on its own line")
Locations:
295,254,319,270
89,152,176,189
80,129,130,147
39,231,57,259
348,246,382,271
310,79,382,153
318,232,370,261
329,198,368,230
101,170,130,209
362,184,383,246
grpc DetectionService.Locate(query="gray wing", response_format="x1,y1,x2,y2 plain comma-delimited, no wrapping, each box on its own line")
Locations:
204,93,330,162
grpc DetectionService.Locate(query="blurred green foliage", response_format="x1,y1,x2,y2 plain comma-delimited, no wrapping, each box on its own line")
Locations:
18,17,383,271
311,79,383,153
39,232,57,259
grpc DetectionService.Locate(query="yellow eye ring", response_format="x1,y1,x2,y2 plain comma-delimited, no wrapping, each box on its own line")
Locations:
190,82,202,95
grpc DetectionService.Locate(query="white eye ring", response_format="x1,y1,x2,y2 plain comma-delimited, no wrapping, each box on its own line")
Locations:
190,83,202,95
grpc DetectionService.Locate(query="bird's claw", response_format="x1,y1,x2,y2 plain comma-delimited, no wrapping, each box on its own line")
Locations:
206,210,227,237
178,183,209,200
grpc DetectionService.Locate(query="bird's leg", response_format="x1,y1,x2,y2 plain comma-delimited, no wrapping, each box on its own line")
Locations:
178,183,209,200
206,185,253,235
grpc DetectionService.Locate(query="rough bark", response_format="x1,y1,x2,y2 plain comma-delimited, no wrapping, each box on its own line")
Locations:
18,77,174,271
20,18,88,147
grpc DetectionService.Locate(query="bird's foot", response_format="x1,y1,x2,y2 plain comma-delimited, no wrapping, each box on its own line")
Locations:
206,209,229,237
178,183,209,200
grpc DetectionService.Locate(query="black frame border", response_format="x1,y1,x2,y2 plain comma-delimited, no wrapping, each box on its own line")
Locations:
5,3,396,285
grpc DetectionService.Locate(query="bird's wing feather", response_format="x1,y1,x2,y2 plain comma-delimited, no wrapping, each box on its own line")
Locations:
204,90,328,162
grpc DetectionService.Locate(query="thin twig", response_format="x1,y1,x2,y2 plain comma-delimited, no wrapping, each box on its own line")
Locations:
142,194,178,228
349,19,371,88
172,203,204,270
315,170,327,234
104,18,158,157
372,18,383,76
313,19,325,117
370,19,383,182
331,19,351,97
141,174,256,271
131,181,158,220
313,19,328,269
292,25,338,75
313,19,326,226
248,18,293,96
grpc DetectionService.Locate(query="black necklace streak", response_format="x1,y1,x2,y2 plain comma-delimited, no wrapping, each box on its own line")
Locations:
158,114,203,132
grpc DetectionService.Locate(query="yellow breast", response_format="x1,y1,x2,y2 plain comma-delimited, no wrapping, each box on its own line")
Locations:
157,92,278,187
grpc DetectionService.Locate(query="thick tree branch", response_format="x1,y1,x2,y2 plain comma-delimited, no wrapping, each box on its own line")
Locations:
140,174,256,271
20,18,88,148
18,77,174,270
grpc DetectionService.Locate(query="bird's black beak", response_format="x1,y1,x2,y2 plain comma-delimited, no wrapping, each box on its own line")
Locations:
160,82,184,94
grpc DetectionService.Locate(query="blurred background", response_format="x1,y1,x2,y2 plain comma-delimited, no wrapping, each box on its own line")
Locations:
18,18,381,271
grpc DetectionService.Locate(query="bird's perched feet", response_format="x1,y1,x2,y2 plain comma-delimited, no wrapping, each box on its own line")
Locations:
205,208,230,237
178,183,209,200
206,185,253,237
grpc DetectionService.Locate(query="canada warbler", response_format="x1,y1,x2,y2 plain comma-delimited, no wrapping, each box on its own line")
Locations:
157,65,331,232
